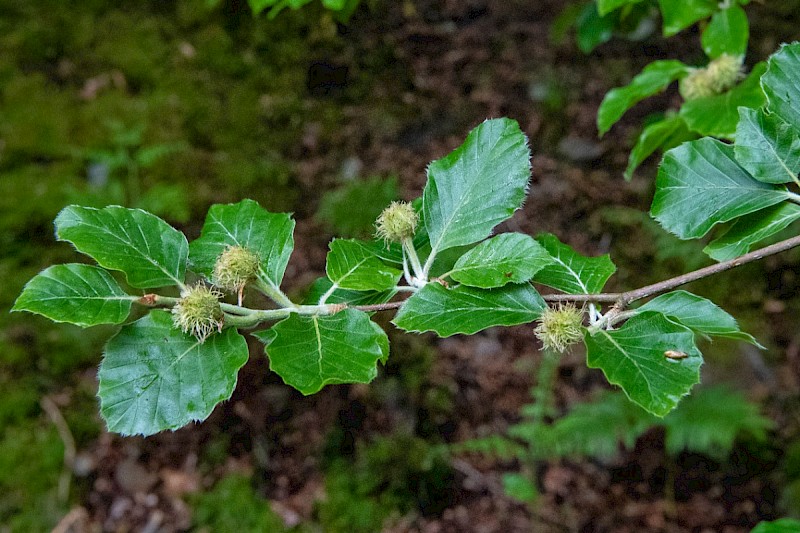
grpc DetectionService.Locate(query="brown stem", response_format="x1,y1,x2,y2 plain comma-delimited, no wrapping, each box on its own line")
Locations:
615,234,800,305
352,301,404,312
352,234,800,313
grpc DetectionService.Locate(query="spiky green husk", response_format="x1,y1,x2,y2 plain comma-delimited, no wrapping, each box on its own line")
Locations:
375,201,419,243
534,305,584,353
679,54,744,101
214,245,259,293
172,284,224,342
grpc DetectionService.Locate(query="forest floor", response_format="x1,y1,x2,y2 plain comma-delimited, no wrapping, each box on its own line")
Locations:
3,1,800,532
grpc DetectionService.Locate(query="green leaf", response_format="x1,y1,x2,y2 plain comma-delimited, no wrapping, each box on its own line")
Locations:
704,203,800,261
325,239,401,291
501,473,538,503
597,60,689,136
422,118,531,260
575,3,615,54
531,233,616,294
255,309,388,395
55,205,188,289
13,264,135,326
597,0,644,16
585,311,703,416
358,231,430,267
651,137,790,239
735,107,800,184
304,277,396,306
658,0,716,37
751,519,800,533
371,320,390,365
625,114,695,180
392,283,545,337
550,3,585,45
701,5,748,59
189,199,294,290
762,42,800,129
447,233,554,288
637,290,760,345
452,434,526,460
679,62,767,138
98,311,249,436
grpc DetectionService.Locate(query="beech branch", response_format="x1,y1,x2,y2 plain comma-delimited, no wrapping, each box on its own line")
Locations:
353,234,800,313
136,235,800,319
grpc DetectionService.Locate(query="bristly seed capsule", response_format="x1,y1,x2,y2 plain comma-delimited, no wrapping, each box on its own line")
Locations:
534,304,584,353
679,54,744,101
172,283,224,343
213,245,259,304
375,201,419,244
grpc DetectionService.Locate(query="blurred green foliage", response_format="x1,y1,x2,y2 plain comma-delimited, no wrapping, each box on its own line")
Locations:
460,385,773,503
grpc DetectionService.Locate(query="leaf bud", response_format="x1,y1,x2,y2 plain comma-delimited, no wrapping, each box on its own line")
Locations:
213,245,260,295
534,304,584,353
375,201,419,243
172,283,224,342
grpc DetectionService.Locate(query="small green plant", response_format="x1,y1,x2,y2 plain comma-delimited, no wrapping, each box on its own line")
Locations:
459,386,773,503
580,0,760,178
207,0,361,21
73,121,190,222
254,0,361,20
567,0,750,54
12,42,800,438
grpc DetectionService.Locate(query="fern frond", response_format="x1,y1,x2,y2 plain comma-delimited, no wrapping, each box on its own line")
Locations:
663,386,773,459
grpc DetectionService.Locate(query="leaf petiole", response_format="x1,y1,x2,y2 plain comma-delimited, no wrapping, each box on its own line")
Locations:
254,278,296,308
402,237,426,284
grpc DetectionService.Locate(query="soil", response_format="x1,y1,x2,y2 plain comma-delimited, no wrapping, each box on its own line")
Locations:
18,1,800,532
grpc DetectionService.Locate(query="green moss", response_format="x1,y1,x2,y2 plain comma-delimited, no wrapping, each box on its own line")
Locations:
0,423,66,531
191,474,286,531
0,2,94,69
62,385,103,446
317,177,400,238
213,155,297,209
317,461,399,533
91,10,172,89
0,164,77,235
318,433,454,532
0,377,40,431
0,74,73,164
